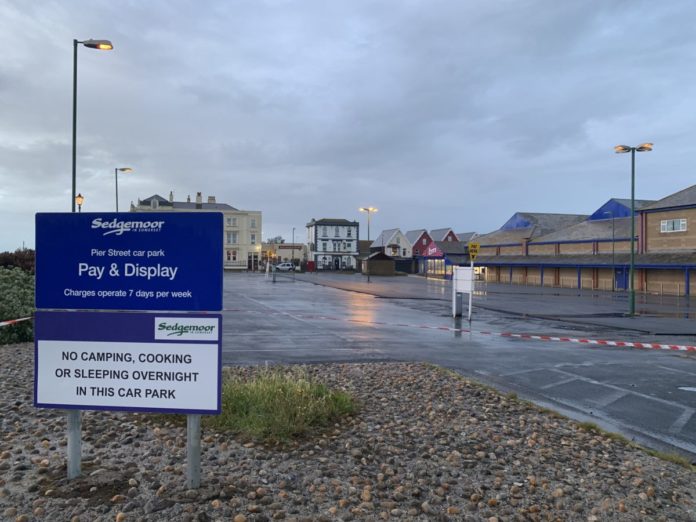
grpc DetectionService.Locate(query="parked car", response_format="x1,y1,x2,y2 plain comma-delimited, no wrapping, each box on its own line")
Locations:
274,262,295,272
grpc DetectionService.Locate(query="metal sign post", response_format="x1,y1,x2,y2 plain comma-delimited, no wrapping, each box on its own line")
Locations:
468,259,474,323
467,242,480,323
187,414,201,488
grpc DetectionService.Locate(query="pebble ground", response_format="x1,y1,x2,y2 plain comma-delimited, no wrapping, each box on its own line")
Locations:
1,342,695,521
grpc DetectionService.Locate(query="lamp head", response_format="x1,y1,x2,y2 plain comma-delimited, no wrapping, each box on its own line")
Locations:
75,193,84,206
116,167,133,173
82,39,113,50
636,142,653,152
359,207,378,213
614,145,632,154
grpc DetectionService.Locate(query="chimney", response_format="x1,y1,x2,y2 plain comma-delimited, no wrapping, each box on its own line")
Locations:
186,195,191,203
169,191,174,203
207,196,216,204
195,191,202,209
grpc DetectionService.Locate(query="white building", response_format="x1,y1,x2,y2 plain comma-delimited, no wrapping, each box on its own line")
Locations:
131,192,262,270
306,218,359,270
371,228,412,258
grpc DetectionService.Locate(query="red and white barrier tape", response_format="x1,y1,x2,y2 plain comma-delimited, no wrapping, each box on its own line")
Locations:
223,308,696,353
0,317,32,328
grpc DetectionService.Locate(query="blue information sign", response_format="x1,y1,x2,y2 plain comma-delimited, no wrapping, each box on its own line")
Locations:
35,213,223,311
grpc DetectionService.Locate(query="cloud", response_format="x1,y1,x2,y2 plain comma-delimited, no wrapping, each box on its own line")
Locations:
1,0,696,250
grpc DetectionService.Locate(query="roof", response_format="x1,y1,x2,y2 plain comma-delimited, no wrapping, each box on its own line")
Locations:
358,240,372,256
531,217,633,243
405,229,427,244
501,212,587,232
434,241,468,255
307,218,359,226
475,227,539,246
371,229,400,248
139,194,237,210
455,232,477,243
641,185,696,211
477,212,588,246
588,198,655,221
367,251,393,260
429,228,455,241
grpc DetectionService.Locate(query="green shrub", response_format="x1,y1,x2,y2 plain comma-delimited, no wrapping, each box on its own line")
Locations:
206,368,356,442
0,266,34,344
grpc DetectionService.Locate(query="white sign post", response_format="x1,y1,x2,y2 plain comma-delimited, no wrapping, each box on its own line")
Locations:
453,266,474,321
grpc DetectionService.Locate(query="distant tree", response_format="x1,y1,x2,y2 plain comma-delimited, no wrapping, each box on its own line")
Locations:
267,236,285,244
0,248,35,273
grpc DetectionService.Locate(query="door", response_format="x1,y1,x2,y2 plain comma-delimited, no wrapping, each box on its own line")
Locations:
615,268,627,290
334,257,340,270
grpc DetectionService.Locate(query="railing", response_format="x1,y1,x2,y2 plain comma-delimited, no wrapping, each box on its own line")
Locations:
224,261,247,269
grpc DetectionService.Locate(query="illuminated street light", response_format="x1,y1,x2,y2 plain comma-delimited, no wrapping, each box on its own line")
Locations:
75,193,84,213
114,167,133,212
614,143,653,315
72,38,113,213
359,207,378,282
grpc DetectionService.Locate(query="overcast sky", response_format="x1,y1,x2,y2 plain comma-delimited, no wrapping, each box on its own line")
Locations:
2,0,695,251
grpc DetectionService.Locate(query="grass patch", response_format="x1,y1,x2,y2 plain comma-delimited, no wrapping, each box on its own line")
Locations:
205,367,357,442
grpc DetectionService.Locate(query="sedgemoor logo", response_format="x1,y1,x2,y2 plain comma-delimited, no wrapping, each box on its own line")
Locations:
154,318,218,341
91,218,166,236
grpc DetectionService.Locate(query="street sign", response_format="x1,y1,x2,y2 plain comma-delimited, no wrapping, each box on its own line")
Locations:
468,242,480,260
35,213,223,311
34,311,221,414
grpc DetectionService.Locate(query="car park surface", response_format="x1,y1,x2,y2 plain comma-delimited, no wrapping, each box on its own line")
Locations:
223,272,696,460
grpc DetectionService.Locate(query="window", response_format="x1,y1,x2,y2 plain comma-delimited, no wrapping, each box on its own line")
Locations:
422,238,427,245
321,226,327,237
226,231,238,244
661,219,687,233
403,248,407,257
250,233,256,245
226,217,232,226
322,241,327,251
226,250,237,261
250,218,256,229
335,226,339,237
347,228,352,238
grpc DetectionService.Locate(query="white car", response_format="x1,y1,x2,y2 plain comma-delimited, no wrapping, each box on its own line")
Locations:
275,262,295,272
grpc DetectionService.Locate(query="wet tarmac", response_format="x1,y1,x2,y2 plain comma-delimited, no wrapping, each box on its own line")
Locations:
223,272,696,461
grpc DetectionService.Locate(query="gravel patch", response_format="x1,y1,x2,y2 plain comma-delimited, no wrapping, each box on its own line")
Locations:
1,342,695,521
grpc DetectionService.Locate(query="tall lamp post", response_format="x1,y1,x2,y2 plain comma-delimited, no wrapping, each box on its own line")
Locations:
72,38,113,212
114,167,133,212
603,211,615,291
359,207,378,283
292,227,296,281
614,143,653,315
69,37,112,482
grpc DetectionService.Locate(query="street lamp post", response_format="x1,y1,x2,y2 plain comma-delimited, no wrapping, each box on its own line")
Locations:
359,207,378,283
292,227,296,281
614,143,653,315
69,37,112,482
114,167,133,212
72,38,113,212
603,211,615,291
75,193,84,213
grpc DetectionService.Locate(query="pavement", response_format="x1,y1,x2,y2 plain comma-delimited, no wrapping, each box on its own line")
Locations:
223,271,696,461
